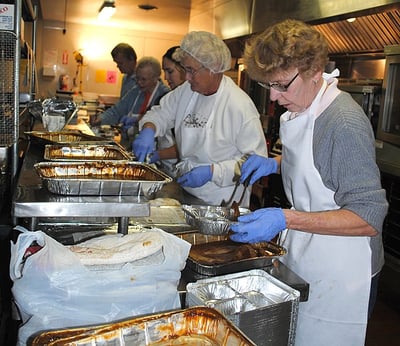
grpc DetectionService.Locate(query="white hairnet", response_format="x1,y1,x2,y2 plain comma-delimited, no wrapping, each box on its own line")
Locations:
175,31,232,73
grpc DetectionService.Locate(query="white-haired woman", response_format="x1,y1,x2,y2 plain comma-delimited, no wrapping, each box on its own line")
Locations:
133,31,268,206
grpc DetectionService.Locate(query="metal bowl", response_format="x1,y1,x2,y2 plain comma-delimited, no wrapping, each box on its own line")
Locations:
197,217,233,235
182,205,250,235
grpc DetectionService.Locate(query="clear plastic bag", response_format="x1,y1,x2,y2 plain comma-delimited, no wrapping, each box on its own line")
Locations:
10,226,191,346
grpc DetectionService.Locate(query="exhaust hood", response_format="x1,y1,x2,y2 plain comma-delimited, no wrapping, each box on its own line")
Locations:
224,0,400,57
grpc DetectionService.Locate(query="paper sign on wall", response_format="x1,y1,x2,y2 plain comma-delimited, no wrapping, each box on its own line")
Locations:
106,71,117,84
95,70,107,83
0,4,15,30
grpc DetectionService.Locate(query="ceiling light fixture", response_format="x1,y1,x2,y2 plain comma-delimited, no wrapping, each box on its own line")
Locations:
98,0,116,21
346,17,356,23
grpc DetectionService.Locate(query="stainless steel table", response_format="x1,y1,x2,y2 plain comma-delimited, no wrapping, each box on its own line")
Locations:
13,143,150,234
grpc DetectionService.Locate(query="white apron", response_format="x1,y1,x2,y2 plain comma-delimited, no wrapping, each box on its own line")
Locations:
279,78,371,346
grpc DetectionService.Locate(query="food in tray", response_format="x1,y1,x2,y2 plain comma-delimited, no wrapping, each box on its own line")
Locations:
34,161,173,196
35,161,164,180
189,239,286,265
44,144,132,161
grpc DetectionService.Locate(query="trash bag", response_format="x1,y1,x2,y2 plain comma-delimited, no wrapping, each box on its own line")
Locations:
10,226,191,346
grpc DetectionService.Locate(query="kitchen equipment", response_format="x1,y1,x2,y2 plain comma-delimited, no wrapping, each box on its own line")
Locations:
221,179,240,207
34,161,172,196
377,44,400,147
186,269,300,346
28,306,256,346
44,144,133,161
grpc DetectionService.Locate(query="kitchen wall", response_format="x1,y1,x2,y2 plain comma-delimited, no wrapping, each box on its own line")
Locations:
32,22,184,99
29,0,247,100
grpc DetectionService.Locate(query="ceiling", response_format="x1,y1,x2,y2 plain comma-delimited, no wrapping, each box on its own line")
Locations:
33,0,400,55
35,0,220,35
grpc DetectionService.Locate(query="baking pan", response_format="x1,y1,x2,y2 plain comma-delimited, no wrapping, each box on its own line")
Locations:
187,238,286,276
44,144,133,161
28,306,256,346
25,130,111,145
34,161,172,196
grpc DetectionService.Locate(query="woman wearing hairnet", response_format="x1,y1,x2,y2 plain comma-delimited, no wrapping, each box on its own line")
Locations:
133,31,268,206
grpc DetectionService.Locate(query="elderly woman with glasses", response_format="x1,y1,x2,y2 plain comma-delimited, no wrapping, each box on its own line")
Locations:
133,31,268,207
230,19,388,345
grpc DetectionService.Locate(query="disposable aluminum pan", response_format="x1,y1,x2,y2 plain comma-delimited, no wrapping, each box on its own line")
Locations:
186,237,286,276
186,269,300,346
182,204,250,235
28,306,256,346
34,161,172,197
25,131,110,145
44,144,133,161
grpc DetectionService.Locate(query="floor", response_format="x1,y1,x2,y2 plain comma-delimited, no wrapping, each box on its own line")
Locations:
365,259,400,346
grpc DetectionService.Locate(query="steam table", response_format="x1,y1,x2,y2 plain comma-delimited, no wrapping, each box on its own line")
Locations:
13,143,149,234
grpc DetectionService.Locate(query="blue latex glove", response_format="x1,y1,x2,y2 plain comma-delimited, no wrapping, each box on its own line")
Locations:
132,128,155,162
120,114,138,131
148,150,160,164
229,208,286,243
240,154,278,185
177,165,212,188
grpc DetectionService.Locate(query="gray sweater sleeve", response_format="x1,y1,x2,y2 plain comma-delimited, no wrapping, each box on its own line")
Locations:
313,92,388,233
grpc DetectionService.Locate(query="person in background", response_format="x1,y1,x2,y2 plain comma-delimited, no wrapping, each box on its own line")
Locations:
111,43,138,98
133,31,268,207
101,56,169,148
148,46,186,177
230,19,388,345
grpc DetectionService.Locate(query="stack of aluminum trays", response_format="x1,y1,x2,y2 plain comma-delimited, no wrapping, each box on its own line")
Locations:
186,269,300,346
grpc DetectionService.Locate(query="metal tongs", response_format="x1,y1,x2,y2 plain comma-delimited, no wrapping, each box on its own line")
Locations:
221,153,251,208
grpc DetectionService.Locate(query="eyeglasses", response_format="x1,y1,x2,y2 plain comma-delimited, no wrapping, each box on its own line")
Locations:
258,72,299,92
184,66,206,77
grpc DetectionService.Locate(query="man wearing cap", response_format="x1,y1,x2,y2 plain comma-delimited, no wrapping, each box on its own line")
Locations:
133,31,268,207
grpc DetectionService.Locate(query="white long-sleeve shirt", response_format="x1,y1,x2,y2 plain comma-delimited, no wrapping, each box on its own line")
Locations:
140,76,268,206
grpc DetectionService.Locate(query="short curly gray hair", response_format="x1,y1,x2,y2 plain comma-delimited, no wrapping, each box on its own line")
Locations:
173,31,231,73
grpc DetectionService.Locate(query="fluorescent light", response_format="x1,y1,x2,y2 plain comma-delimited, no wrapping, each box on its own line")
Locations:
98,1,116,21
347,17,356,23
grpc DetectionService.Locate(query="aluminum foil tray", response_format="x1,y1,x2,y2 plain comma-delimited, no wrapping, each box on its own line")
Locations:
186,269,300,346
34,161,172,196
25,131,110,144
180,231,286,276
182,204,250,235
44,144,133,161
28,306,256,346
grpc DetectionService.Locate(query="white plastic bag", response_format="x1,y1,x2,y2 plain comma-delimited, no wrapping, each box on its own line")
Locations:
10,226,191,346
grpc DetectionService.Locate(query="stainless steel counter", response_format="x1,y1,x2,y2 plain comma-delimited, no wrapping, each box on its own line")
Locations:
13,143,150,234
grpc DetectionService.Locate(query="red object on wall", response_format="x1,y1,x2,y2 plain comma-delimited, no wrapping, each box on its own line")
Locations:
62,50,68,65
